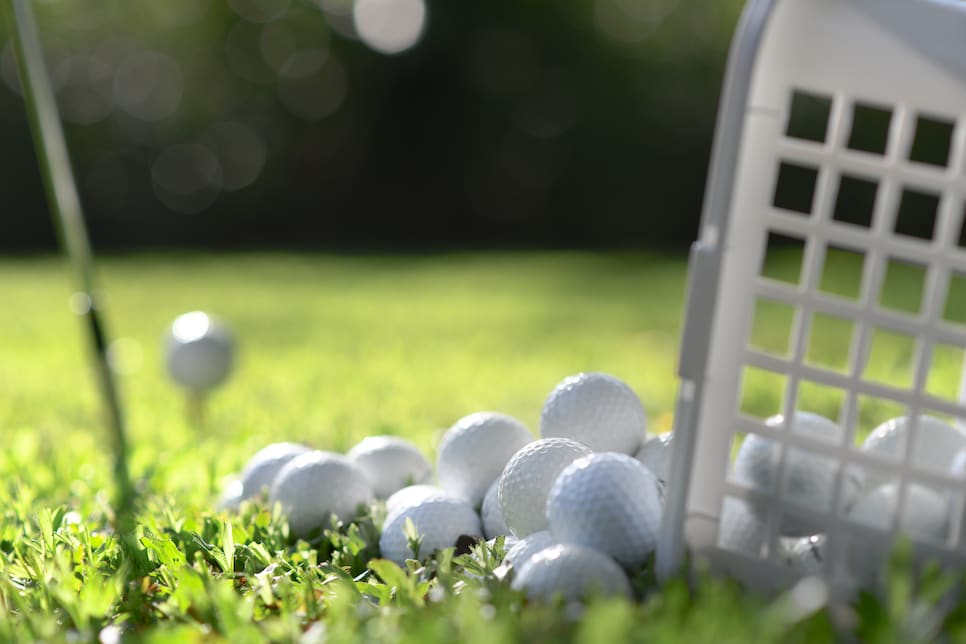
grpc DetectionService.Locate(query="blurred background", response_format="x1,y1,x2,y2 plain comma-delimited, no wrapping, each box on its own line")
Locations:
0,0,743,251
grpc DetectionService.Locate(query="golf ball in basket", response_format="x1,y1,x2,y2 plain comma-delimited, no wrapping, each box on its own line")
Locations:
634,432,673,484
541,372,646,454
437,412,532,508
379,496,482,566
481,480,510,539
511,543,632,602
732,411,860,537
270,450,374,537
498,437,592,537
347,435,432,498
165,311,235,393
846,482,949,584
385,485,455,519
717,496,765,555
546,452,663,569
860,416,966,489
504,530,555,570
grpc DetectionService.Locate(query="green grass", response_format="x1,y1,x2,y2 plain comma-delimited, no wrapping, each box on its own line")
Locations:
0,250,963,642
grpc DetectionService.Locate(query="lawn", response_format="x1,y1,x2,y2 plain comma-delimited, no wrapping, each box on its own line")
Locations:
0,251,960,642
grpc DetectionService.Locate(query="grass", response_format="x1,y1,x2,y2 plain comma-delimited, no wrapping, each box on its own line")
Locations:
0,250,964,642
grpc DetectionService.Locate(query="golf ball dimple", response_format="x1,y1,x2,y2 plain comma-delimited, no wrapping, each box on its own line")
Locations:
238,442,311,503
481,480,510,539
504,530,555,570
498,437,592,537
732,412,859,537
436,411,533,508
541,372,647,455
379,496,482,566
546,452,663,569
347,435,432,498
511,543,632,602
269,450,374,537
861,416,966,489
165,311,235,393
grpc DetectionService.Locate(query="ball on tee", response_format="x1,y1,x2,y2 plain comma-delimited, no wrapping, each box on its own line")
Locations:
347,435,432,498
436,411,532,507
498,437,591,537
165,311,235,393
541,372,646,454
270,450,374,537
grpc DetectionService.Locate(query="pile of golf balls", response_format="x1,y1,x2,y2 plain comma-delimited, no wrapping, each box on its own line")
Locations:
724,410,966,585
218,371,670,602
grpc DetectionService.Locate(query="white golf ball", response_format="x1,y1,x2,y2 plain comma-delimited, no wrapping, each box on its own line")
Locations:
481,480,510,539
270,450,374,537
541,372,646,454
437,411,533,508
546,452,662,569
732,411,860,537
379,496,482,566
384,485,455,519
347,435,432,498
634,432,673,483
498,437,592,537
504,529,555,570
165,311,235,393
511,543,632,602
847,482,949,584
717,496,765,555
238,442,311,503
861,416,966,489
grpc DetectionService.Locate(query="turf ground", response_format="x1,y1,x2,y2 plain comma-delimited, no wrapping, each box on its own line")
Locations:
0,251,962,642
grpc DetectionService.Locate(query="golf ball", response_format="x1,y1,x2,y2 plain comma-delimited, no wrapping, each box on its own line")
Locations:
379,496,482,566
504,530,555,570
732,411,860,537
541,372,646,454
437,411,532,508
861,416,966,489
481,480,510,539
238,442,311,503
511,543,632,601
717,496,765,555
385,485,455,519
546,452,663,569
498,437,592,537
847,482,949,584
634,431,673,484
165,311,235,393
270,450,374,537
347,435,432,498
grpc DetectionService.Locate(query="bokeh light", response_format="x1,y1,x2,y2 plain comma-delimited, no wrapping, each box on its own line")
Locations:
151,144,222,214
113,51,182,122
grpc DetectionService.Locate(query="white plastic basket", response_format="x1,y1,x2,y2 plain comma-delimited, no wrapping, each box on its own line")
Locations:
657,0,966,593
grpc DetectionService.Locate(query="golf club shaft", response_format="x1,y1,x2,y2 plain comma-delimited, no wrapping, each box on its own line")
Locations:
4,0,134,524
